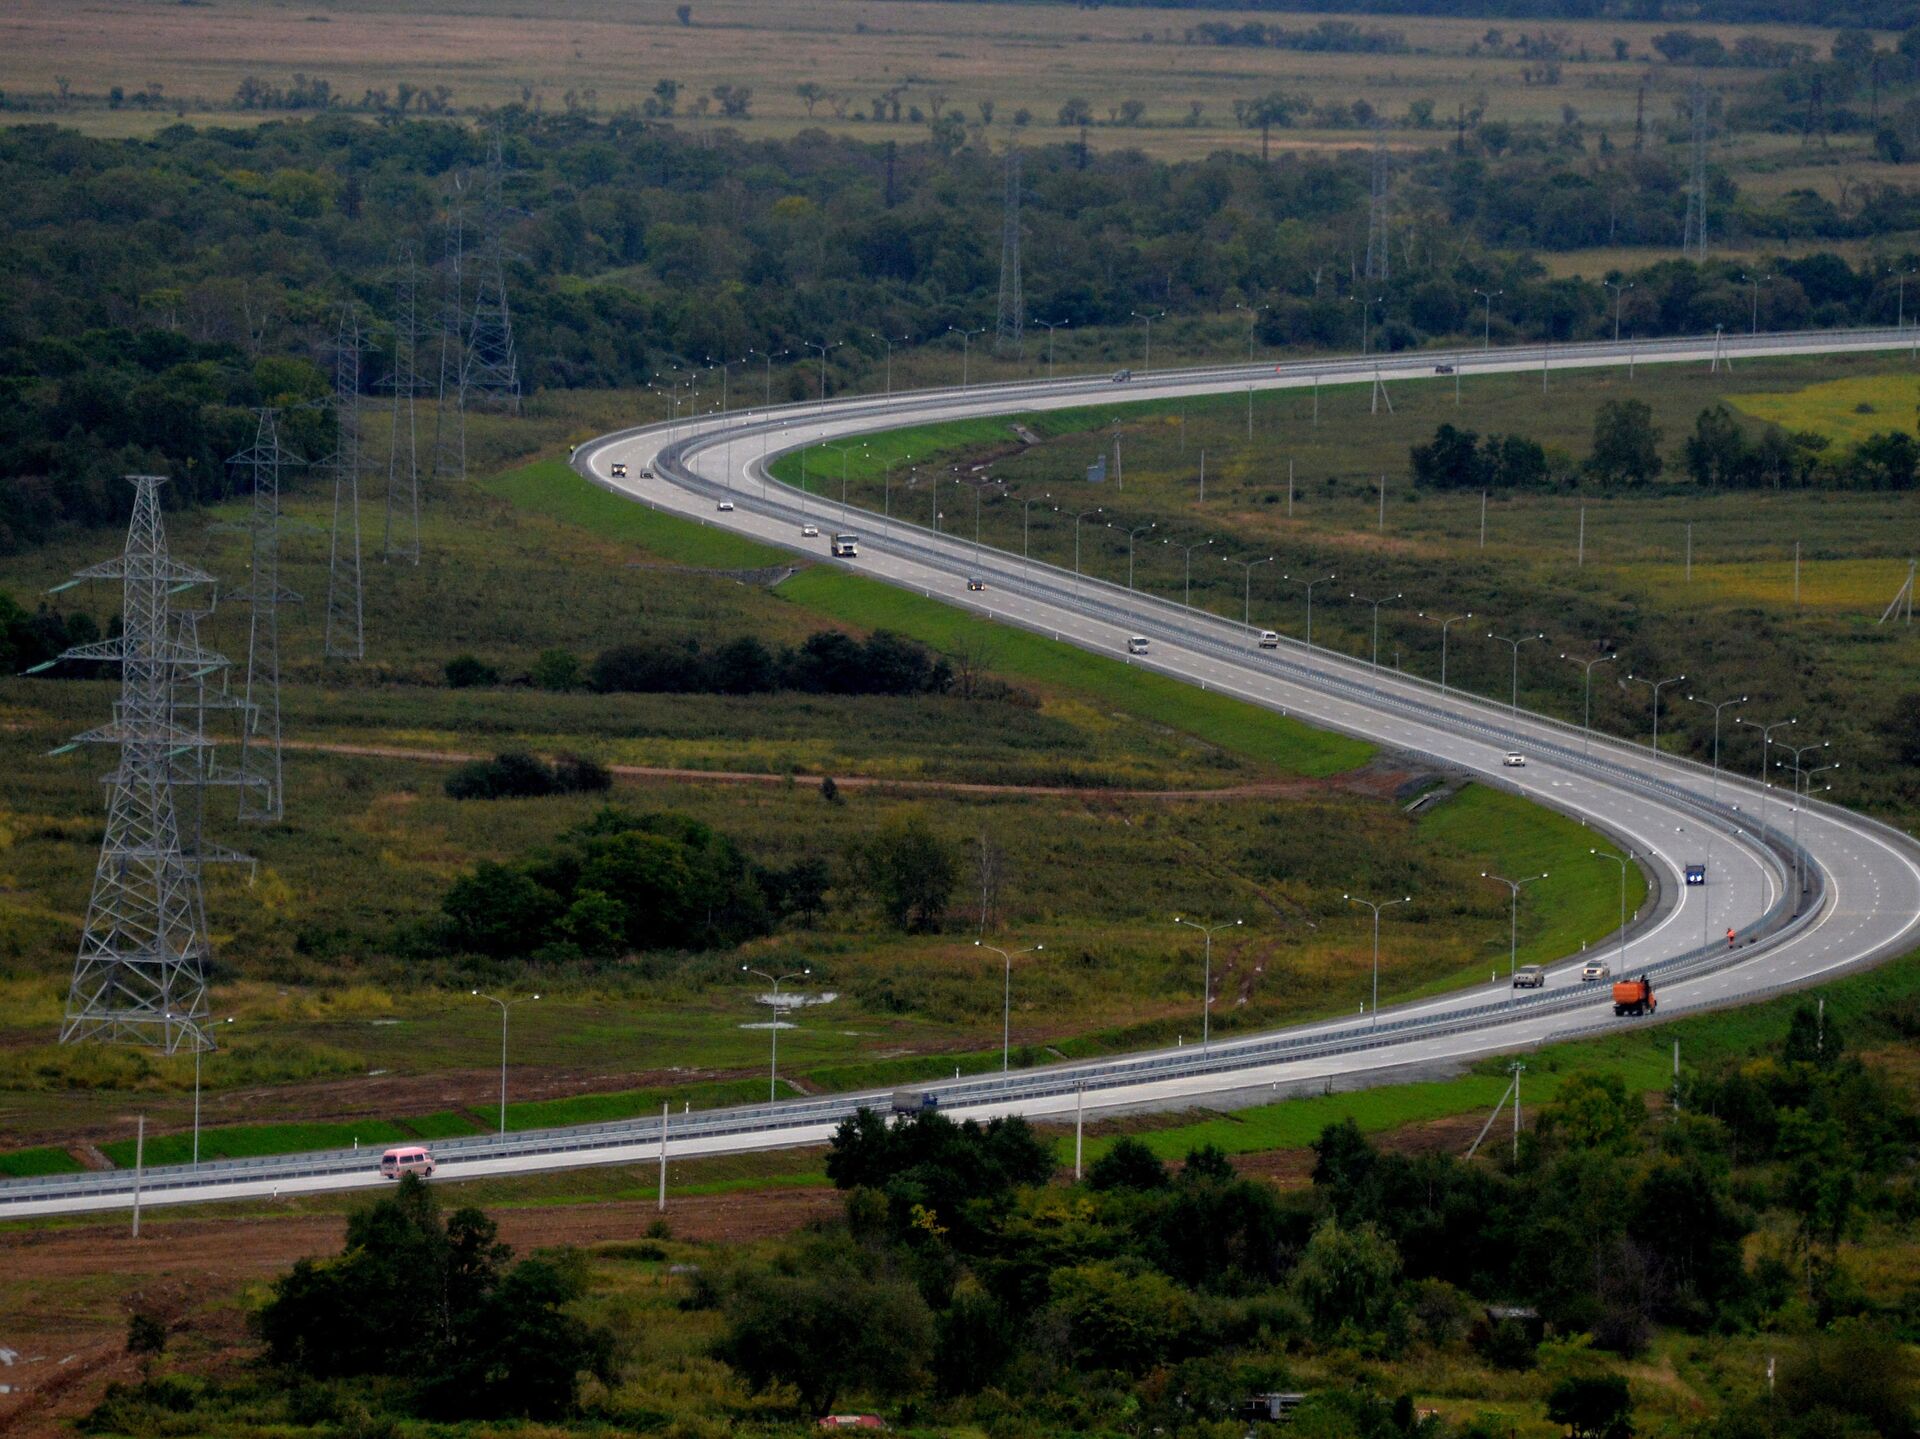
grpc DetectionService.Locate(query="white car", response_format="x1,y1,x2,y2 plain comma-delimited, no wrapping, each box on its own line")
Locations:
1581,960,1612,982
716,500,735,512
1503,752,1526,767
801,523,819,537
1258,631,1280,649
1127,636,1150,655
1512,965,1546,989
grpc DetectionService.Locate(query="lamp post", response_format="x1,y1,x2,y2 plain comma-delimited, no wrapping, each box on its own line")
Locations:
1421,610,1473,691
1774,739,1831,905
1344,893,1411,1027
471,990,540,1135
1034,318,1070,378
1350,294,1384,355
190,1015,234,1167
883,454,913,532
740,965,810,1102
1126,522,1156,589
1890,265,1916,328
1560,651,1617,754
1223,555,1276,636
1021,493,1054,581
1590,848,1634,976
1131,309,1165,370
803,339,841,399
1686,692,1747,800
749,347,789,407
1172,537,1213,609
976,941,1044,1073
1072,506,1104,581
1284,572,1337,649
1481,872,1548,990
1741,273,1771,335
949,324,987,388
1735,716,1796,837
871,332,911,399
704,355,733,415
1234,301,1269,361
1486,631,1546,718
1174,915,1241,1050
1473,288,1503,348
1621,671,1687,754
1603,280,1633,342
825,439,866,505
1349,590,1402,671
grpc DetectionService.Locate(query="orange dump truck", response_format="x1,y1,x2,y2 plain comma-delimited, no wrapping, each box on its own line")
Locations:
1612,976,1656,1017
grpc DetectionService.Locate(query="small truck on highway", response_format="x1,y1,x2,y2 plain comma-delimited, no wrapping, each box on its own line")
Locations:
831,533,859,558
1612,975,1656,1017
891,1089,939,1116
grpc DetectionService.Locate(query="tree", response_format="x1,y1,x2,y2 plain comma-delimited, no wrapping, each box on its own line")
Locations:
1588,399,1663,485
719,1237,933,1414
1045,1261,1195,1372
1782,1000,1842,1066
849,813,956,931
1410,422,1485,490
1547,1375,1633,1439
675,3,692,23
1683,405,1752,487
531,648,582,691
444,653,499,688
441,862,563,956
1057,97,1093,127
1086,1136,1169,1191
1291,1218,1401,1335
795,81,825,117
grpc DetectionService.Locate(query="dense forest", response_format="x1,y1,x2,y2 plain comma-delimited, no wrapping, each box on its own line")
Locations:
4,106,1920,552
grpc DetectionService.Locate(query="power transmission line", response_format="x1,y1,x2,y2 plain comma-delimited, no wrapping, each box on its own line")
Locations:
384,246,424,565
995,148,1024,357
231,409,302,823
324,307,367,661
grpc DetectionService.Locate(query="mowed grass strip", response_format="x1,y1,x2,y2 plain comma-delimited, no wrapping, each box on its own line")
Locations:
101,1120,414,1170
503,1077,774,1132
482,458,790,570
0,1145,85,1177
776,567,1374,778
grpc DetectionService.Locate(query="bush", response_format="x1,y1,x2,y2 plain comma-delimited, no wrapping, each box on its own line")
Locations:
444,653,499,688
588,628,953,698
445,751,613,800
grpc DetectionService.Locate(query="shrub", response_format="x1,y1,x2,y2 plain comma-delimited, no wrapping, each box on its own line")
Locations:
444,653,499,688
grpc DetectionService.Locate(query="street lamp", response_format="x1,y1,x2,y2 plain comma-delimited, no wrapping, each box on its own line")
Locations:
1126,521,1156,590
1486,630,1546,717
1350,590,1402,671
1561,651,1617,754
1223,554,1276,636
1234,301,1269,361
1481,872,1548,989
1741,273,1771,335
1473,288,1503,348
471,990,540,1135
803,339,841,399
1034,317,1070,378
871,331,911,399
1686,692,1747,800
1735,715,1796,837
1131,309,1165,371
825,439,866,505
949,324,988,388
1174,915,1241,1049
1603,280,1633,343
1072,506,1104,580
190,1015,234,1167
740,965,810,1102
1350,293,1385,355
1621,671,1687,754
748,347,789,408
976,940,1044,1073
1421,610,1473,691
1774,739,1831,907
1283,572,1337,649
1171,536,1213,609
1344,893,1411,1027
1589,848,1634,977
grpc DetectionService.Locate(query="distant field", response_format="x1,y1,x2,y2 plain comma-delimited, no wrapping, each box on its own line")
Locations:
0,0,1871,183
1730,372,1920,448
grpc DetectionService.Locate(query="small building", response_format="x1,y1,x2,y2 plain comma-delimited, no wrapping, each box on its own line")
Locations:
1482,1304,1545,1345
1240,1393,1307,1424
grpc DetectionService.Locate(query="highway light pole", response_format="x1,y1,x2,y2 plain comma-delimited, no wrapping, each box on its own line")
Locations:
871,332,911,399
803,340,840,400
749,347,789,407
472,990,540,1135
1741,273,1771,335
1130,310,1165,371
1481,872,1548,990
1686,692,1747,800
1621,671,1686,754
1284,572,1337,649
1174,915,1241,1050
949,324,987,388
1603,280,1632,342
1172,537,1213,609
188,1014,233,1167
1735,715,1796,838
1126,522,1156,590
1774,740,1831,908
1560,651,1617,754
1344,893,1411,1027
1224,555,1276,636
1589,848,1634,976
976,940,1043,1073
1033,318,1069,378
1421,610,1473,691
825,440,866,505
740,966,810,1102
1350,590,1402,671
1234,301,1269,361
1473,288,1502,348
1486,630,1546,718
1072,506,1103,581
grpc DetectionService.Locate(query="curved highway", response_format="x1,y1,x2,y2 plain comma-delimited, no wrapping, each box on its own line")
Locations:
5,327,1917,1219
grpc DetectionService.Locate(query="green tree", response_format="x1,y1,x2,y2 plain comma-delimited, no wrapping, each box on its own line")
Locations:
1292,1218,1401,1335
1533,1072,1642,1154
1086,1136,1170,1191
441,862,563,956
849,813,956,931
1547,1375,1633,1439
1588,399,1663,485
1045,1261,1194,1372
531,648,582,691
444,653,499,688
1782,1001,1842,1066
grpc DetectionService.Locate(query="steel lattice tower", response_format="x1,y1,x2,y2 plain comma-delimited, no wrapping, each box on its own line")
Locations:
995,149,1024,357
232,410,302,823
384,247,424,565
52,476,226,1054
325,308,367,660
461,134,522,417
1682,81,1710,259
428,175,468,485
1364,128,1391,284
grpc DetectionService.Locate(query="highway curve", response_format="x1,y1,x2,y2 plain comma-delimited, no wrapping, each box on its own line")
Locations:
5,328,1917,1219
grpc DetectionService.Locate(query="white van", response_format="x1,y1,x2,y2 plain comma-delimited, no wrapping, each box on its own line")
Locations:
379,1145,435,1179
1258,631,1280,648
1127,636,1150,655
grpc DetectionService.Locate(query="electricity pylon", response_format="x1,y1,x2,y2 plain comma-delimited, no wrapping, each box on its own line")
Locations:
324,307,367,660
384,247,424,564
995,149,1024,356
231,410,302,823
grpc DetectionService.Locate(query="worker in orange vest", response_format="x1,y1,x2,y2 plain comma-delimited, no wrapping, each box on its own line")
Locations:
1726,927,1736,949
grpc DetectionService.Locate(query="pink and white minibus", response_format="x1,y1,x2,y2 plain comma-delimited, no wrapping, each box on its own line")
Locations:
379,1146,435,1179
